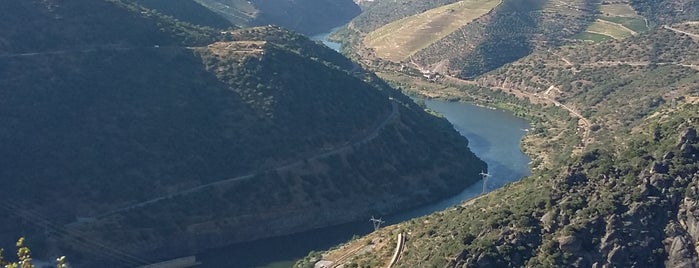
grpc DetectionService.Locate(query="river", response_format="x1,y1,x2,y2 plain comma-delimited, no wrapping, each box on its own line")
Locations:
310,27,343,52
197,100,530,268
196,31,531,268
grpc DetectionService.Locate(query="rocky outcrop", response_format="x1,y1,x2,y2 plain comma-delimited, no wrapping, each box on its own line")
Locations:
444,127,699,267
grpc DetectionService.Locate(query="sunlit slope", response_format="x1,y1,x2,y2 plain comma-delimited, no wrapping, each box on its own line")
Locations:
585,19,636,39
575,1,648,41
363,0,500,62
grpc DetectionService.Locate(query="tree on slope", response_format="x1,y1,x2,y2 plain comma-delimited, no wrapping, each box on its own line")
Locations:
0,238,67,268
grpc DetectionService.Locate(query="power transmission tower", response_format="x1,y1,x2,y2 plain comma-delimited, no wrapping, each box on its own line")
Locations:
370,216,385,231
479,171,491,194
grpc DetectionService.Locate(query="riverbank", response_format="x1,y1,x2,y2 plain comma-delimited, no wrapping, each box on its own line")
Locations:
197,98,530,268
376,68,588,170
292,48,588,268
293,76,585,268
201,24,555,268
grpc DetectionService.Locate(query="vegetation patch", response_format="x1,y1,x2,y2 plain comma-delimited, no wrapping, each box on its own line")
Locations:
572,31,613,42
575,2,648,42
599,3,639,17
363,0,501,62
194,0,258,25
581,19,636,40
600,16,649,32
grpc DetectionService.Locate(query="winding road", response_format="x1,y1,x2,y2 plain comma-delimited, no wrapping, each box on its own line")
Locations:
4,43,398,223
89,100,401,220
387,232,406,268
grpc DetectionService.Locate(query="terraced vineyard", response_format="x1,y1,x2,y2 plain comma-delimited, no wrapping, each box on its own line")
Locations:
339,0,597,78
363,0,501,62
575,1,648,41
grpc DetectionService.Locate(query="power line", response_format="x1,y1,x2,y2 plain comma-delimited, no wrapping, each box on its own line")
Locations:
0,200,152,267
0,201,143,267
0,200,148,267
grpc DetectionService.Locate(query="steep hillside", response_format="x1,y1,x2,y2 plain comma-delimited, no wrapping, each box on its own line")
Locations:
194,0,361,35
340,0,698,79
338,0,597,79
0,1,486,266
122,0,361,34
0,0,220,52
631,0,699,24
134,0,234,29
348,0,462,34
479,22,699,132
361,0,501,62
301,24,699,268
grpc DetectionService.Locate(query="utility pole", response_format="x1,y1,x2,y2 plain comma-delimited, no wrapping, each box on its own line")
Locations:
370,216,385,231
479,171,491,194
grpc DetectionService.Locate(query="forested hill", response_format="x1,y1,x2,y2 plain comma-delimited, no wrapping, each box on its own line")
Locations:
134,0,235,29
0,0,219,52
0,0,486,266
44,0,363,35
193,0,361,35
631,0,699,24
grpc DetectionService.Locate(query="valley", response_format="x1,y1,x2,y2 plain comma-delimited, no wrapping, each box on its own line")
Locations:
297,0,699,266
198,98,531,267
1,0,698,267
0,1,487,267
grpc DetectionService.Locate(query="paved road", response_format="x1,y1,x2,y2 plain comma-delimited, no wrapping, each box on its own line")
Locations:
387,232,405,268
90,100,401,220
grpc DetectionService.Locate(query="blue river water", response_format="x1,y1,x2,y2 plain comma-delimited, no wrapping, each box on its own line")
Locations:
310,28,343,52
197,98,531,268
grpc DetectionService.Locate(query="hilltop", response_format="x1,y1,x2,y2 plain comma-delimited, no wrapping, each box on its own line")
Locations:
300,21,699,268
0,0,487,266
